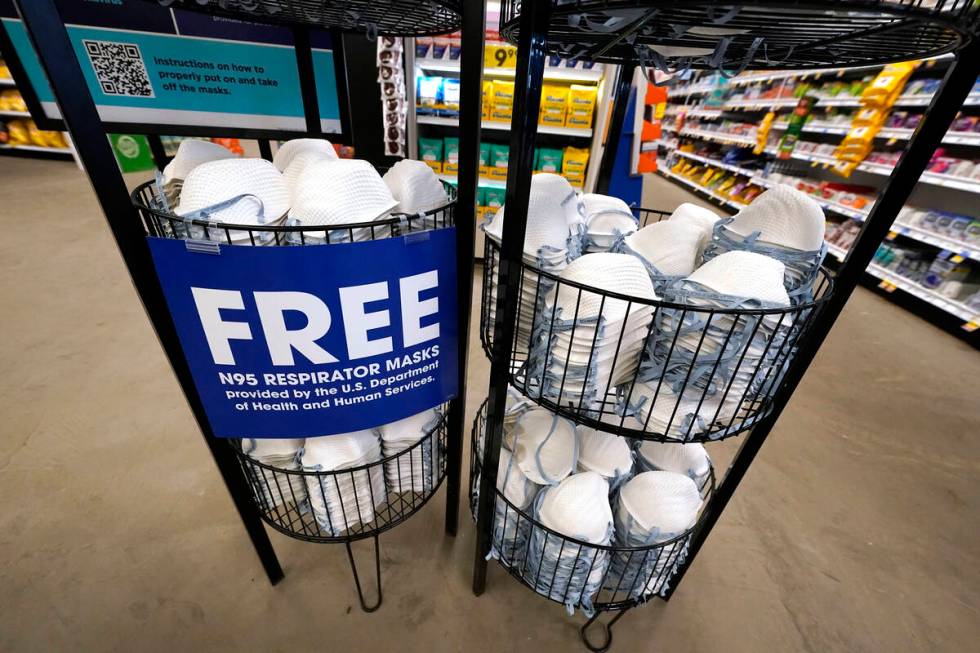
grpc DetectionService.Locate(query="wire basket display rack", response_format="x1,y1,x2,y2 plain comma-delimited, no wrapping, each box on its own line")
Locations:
481,206,834,443
233,410,449,611
499,1,980,70
132,179,457,246
469,399,715,652
142,0,463,35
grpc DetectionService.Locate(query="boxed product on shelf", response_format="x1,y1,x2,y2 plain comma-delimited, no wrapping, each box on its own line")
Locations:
535,147,563,173
479,141,492,177
419,137,443,172
483,186,506,209
415,37,432,58
482,80,493,119
539,106,566,126
492,80,515,102
490,102,513,122
417,76,443,108
541,84,569,109
490,143,509,180
0,89,27,112
562,146,589,178
443,78,461,111
566,84,597,128
432,36,450,59
443,136,459,174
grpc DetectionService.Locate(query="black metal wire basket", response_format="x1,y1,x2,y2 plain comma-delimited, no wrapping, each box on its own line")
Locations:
500,0,980,70
469,399,715,651
132,179,456,246
481,207,834,443
144,0,463,35
231,409,448,611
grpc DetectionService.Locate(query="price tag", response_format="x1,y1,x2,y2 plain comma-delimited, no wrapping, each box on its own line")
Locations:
878,280,897,292
886,138,898,146
484,44,517,69
962,320,979,332
950,254,965,264
886,230,898,241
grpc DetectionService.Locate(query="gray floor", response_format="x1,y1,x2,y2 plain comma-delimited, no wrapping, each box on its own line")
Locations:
1,157,977,652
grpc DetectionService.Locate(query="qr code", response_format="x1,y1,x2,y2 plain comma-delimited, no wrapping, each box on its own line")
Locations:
83,39,154,98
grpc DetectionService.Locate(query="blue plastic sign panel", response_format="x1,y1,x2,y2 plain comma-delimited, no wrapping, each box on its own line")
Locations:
0,0,341,133
148,230,459,438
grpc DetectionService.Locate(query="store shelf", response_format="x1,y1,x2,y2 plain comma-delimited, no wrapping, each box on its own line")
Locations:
827,242,977,321
438,173,506,188
889,223,980,261
0,109,30,118
0,78,16,87
656,167,745,212
678,128,756,148
724,97,800,110
416,113,593,137
416,59,603,82
0,143,73,155
672,150,761,178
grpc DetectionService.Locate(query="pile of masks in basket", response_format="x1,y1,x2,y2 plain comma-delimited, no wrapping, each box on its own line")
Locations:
151,138,450,243
481,173,827,441
240,408,443,537
472,390,712,615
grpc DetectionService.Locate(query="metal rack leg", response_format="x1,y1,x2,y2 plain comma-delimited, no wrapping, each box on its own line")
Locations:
595,62,636,195
580,608,632,653
345,535,383,613
146,134,169,170
14,0,284,586
258,139,274,161
444,0,487,537
663,40,980,599
472,0,551,596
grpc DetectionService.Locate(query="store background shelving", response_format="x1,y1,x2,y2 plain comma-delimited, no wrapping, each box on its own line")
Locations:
653,59,980,339
0,59,76,161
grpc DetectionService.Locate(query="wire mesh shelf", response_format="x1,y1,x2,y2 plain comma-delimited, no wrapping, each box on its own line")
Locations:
147,0,463,35
500,1,979,70
480,207,834,443
233,409,448,544
132,179,456,246
469,399,714,617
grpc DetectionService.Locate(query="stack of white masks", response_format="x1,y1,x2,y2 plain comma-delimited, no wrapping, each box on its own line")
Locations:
487,447,539,566
668,202,721,257
635,441,711,498
273,138,337,172
581,193,637,252
701,185,827,302
241,438,308,511
301,430,385,536
160,138,235,207
576,426,634,489
609,471,701,599
528,253,657,410
528,472,614,615
507,408,578,486
281,148,337,202
503,384,536,435
611,219,704,290
290,159,399,243
641,251,791,416
621,381,737,441
175,158,290,243
383,159,450,222
377,408,442,494
484,175,583,356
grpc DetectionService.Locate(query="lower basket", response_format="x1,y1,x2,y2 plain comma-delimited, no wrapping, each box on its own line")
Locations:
470,399,714,651
232,411,448,611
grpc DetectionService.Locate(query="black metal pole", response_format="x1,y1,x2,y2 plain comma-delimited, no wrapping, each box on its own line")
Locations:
258,138,274,161
472,0,551,595
146,134,169,170
595,61,636,195
445,0,486,536
293,27,323,136
664,41,980,598
14,0,284,586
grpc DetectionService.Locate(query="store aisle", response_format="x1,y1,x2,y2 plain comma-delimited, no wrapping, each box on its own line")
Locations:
0,157,977,652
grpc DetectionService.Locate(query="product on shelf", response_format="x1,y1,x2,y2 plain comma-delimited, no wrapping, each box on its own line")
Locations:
489,143,509,180
0,88,26,112
479,141,491,177
567,84,597,128
443,136,459,174
535,147,563,173
419,137,443,172
561,146,589,187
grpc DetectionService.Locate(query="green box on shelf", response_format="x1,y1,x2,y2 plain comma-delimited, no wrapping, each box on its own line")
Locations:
483,186,506,208
419,137,443,163
110,134,155,173
443,136,460,173
535,147,564,173
476,186,486,206
479,141,491,166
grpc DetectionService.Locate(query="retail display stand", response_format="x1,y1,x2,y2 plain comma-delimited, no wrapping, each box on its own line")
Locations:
472,1,980,651
13,0,484,613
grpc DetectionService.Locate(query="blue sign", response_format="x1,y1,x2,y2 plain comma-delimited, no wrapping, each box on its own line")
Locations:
0,0,342,133
148,231,459,437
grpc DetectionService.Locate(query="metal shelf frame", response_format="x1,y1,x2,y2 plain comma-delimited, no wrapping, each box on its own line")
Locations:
13,0,484,603
473,0,980,647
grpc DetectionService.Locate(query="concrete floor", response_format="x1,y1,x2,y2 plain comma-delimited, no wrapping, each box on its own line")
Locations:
0,157,977,652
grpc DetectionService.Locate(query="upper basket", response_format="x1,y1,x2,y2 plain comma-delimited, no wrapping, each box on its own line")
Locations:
141,0,463,35
499,0,980,70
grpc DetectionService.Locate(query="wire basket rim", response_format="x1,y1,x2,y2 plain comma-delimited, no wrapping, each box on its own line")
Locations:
132,179,457,236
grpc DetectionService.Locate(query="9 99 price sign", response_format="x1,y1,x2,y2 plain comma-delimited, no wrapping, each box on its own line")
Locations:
484,43,517,69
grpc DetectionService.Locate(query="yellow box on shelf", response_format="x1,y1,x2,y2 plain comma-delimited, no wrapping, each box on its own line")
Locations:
541,84,569,109
539,106,566,126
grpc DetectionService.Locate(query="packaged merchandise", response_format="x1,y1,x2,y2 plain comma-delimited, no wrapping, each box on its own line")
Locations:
541,84,570,109
479,141,492,177
492,79,515,102
483,186,506,210
443,136,459,174
540,106,566,126
417,76,443,108
443,78,461,111
490,143,509,180
419,137,443,172
535,147,564,173
562,146,590,178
